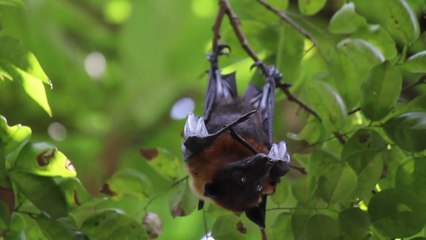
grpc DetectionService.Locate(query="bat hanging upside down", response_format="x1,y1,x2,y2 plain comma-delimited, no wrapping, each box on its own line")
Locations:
182,45,290,228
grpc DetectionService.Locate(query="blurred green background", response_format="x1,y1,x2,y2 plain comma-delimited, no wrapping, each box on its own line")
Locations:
0,0,220,239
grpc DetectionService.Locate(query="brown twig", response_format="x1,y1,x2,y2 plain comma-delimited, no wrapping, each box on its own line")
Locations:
402,77,426,92
261,228,268,240
348,107,361,115
213,0,321,121
256,0,317,46
333,131,346,145
219,0,268,75
212,1,227,52
277,83,322,121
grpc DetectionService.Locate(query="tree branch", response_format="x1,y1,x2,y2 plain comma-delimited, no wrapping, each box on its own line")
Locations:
256,0,317,46
277,83,322,120
213,0,321,121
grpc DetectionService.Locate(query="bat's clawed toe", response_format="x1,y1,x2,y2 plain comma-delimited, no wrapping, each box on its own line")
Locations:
207,44,231,63
184,113,208,139
268,141,290,163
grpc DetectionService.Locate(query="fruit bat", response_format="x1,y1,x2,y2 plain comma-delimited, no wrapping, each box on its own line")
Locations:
182,45,290,228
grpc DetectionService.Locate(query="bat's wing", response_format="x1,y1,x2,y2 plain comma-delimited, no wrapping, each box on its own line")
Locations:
242,83,275,144
242,66,281,145
203,69,238,121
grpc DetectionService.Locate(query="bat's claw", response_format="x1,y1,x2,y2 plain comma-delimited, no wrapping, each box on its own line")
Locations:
250,62,283,83
268,141,290,163
217,44,231,56
250,61,267,71
184,113,208,139
207,44,231,62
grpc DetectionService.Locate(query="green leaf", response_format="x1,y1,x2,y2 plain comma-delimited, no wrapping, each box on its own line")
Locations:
270,180,289,205
140,147,183,181
0,200,11,229
353,25,397,60
0,0,25,8
9,171,68,218
288,119,325,144
396,158,414,189
353,0,420,45
328,3,367,34
413,157,426,200
58,178,91,208
317,163,357,204
81,210,148,240
337,38,385,68
298,0,326,16
352,154,383,200
336,38,384,107
0,116,31,166
360,61,402,121
383,112,426,152
1,63,52,116
292,176,317,203
271,213,293,239
0,37,50,85
368,188,426,238
301,80,347,132
405,95,426,112
339,208,370,239
309,149,340,177
0,36,52,116
291,210,312,240
102,168,152,200
342,129,386,163
14,142,76,177
276,23,304,82
398,157,426,201
306,214,340,240
168,181,197,217
211,215,245,240
35,215,85,240
402,51,426,73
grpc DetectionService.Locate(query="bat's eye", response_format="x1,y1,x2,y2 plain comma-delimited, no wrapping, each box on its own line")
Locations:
240,176,246,184
232,172,246,185
256,185,263,193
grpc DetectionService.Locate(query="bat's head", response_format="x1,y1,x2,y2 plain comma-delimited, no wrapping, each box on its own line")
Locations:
203,154,273,212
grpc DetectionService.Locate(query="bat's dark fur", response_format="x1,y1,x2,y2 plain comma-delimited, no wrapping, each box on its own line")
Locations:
182,45,290,228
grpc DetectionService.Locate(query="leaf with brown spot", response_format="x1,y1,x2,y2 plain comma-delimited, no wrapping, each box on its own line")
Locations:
37,150,54,166
100,183,117,196
140,148,159,160
15,142,76,177
236,221,247,234
168,182,197,217
140,147,183,180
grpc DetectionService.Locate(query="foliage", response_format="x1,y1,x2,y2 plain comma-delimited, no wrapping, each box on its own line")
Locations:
0,0,426,239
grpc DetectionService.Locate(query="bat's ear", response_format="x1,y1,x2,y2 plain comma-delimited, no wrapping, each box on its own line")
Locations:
204,182,220,199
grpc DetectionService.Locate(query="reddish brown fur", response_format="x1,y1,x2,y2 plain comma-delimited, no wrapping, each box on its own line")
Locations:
187,133,270,202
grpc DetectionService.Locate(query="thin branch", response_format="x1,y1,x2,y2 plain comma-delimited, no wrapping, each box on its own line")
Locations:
402,77,426,92
277,83,322,121
212,1,227,52
214,0,321,121
333,131,346,145
256,0,317,46
348,107,361,115
220,0,268,74
261,228,268,240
